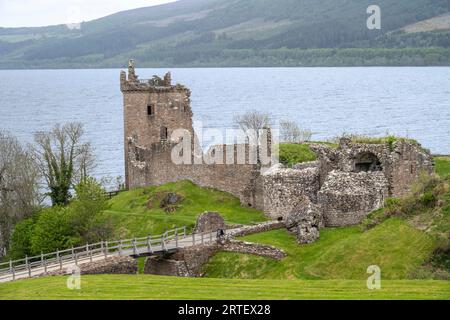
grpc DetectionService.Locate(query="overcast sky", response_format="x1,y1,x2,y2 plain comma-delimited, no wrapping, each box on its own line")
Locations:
0,0,176,28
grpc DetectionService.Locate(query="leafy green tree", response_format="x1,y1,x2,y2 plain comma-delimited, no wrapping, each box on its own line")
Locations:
8,218,36,260
30,206,78,254
70,177,112,243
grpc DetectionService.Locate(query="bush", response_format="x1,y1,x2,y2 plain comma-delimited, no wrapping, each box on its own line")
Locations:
69,177,112,243
420,191,437,207
30,206,77,254
8,218,36,260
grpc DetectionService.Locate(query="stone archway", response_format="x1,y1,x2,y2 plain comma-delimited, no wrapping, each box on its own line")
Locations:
353,152,382,172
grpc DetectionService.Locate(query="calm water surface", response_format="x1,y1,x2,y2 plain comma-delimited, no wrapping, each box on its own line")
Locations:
0,67,449,181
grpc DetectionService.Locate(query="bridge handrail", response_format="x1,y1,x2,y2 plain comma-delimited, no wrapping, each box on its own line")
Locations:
0,226,189,276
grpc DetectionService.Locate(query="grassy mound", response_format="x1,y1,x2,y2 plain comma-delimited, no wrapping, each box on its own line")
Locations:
278,143,317,167
1,275,449,300
205,218,436,280
102,180,266,239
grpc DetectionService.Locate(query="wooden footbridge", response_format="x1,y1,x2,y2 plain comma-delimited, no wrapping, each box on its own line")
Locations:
0,226,220,283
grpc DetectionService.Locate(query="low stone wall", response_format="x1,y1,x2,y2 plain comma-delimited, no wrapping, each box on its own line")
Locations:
43,256,137,277
221,240,286,260
171,244,219,276
226,221,285,238
144,256,190,277
144,244,219,277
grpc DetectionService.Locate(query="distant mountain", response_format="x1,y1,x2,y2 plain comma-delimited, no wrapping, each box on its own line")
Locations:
0,0,449,69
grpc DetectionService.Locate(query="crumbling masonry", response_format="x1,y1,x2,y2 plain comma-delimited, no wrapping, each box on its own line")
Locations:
121,61,434,244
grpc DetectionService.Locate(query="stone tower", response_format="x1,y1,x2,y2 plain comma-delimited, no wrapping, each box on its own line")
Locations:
120,59,194,188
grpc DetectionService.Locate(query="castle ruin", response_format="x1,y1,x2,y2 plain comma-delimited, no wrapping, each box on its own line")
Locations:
120,61,434,243
120,60,266,209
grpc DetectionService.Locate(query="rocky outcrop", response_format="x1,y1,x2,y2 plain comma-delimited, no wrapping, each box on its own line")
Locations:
285,197,322,244
195,212,226,233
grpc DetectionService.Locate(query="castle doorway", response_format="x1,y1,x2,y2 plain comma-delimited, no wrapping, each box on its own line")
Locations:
354,152,382,172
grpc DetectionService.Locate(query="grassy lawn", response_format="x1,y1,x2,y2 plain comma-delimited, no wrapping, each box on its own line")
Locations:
0,275,449,300
278,143,317,167
103,180,266,239
435,156,450,177
205,218,437,280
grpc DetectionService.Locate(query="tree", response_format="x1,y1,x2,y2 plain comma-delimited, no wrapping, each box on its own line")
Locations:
8,218,36,260
30,206,75,254
32,123,95,206
280,120,312,143
69,177,112,243
234,110,272,164
0,131,40,258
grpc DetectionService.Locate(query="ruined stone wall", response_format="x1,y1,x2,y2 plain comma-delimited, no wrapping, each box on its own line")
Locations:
262,163,320,219
388,142,434,197
226,221,285,238
312,139,434,198
221,240,286,260
127,140,263,208
123,87,193,189
43,256,137,277
318,171,389,226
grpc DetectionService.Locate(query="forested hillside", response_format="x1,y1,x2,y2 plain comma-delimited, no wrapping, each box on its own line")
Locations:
0,0,449,68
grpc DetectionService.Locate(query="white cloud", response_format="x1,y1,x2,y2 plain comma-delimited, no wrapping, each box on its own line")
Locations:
0,0,176,28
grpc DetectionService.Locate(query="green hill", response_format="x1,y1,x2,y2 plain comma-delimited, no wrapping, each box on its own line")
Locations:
0,0,449,68
205,219,436,280
102,180,266,239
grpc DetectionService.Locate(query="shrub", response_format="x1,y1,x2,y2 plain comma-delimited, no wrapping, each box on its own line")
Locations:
69,177,111,243
420,191,437,207
8,218,36,260
30,206,78,254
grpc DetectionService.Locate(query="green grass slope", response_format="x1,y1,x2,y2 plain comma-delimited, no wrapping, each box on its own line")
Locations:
102,180,266,239
1,275,449,300
205,218,436,280
436,156,450,177
278,143,317,167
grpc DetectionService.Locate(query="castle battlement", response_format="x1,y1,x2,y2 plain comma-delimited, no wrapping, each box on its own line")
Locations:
120,59,190,93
